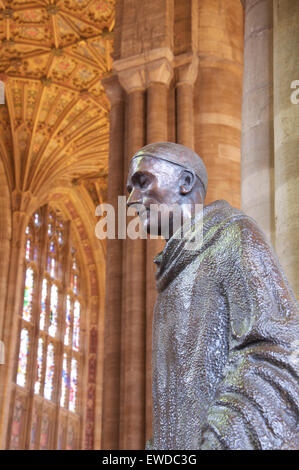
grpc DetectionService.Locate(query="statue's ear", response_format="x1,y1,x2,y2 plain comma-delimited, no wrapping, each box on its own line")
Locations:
179,169,196,195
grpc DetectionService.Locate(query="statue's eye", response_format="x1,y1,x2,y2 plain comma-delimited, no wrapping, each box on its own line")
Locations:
139,175,148,188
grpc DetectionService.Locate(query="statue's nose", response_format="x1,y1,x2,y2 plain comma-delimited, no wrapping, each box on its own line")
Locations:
126,187,142,207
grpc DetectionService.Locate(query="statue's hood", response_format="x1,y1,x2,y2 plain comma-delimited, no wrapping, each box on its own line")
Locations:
154,199,245,292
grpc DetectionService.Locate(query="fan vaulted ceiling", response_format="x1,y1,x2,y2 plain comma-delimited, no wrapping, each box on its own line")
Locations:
0,0,114,199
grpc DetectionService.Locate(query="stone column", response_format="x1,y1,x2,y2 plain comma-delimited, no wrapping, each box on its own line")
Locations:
273,0,299,299
0,162,11,443
195,0,244,208
114,51,174,447
145,56,173,442
175,55,198,149
241,0,275,245
117,68,147,450
101,75,125,450
0,161,11,339
0,192,31,448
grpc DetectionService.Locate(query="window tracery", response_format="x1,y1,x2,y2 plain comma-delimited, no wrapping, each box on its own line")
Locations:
10,206,84,449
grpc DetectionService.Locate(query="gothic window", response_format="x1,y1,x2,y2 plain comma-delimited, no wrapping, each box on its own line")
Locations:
9,206,84,450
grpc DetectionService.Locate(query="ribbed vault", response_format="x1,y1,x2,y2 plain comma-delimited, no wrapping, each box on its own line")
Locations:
0,0,114,450
0,0,114,199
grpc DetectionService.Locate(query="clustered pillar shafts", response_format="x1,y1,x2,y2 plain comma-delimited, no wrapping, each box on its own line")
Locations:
175,56,198,149
241,0,299,299
0,164,11,340
0,187,12,445
145,59,173,442
273,0,299,298
120,86,146,450
0,200,30,448
194,0,244,208
241,0,275,246
102,0,244,450
101,75,125,450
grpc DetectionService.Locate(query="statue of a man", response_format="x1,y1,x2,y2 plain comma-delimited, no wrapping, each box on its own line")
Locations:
126,142,299,450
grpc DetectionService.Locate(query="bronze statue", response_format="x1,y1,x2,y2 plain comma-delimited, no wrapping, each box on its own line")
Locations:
126,142,299,450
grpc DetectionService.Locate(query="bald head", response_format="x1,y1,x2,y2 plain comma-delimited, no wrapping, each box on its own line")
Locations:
130,142,208,199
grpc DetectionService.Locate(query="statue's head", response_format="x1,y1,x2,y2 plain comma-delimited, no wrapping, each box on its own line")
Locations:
126,142,208,239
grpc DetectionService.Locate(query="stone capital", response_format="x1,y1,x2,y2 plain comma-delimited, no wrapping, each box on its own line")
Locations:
116,66,146,94
175,53,199,86
11,189,35,213
102,74,125,106
113,47,174,94
146,57,173,88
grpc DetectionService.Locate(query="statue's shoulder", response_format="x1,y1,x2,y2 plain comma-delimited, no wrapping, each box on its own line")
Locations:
212,200,268,242
206,200,274,262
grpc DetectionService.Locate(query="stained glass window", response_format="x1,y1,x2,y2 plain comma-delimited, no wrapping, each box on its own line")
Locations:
25,239,31,261
57,220,64,246
40,278,47,331
73,275,78,294
14,206,84,449
25,224,33,261
49,284,58,337
64,296,71,346
70,273,74,292
44,343,55,401
70,251,80,295
69,358,78,412
34,338,44,395
60,353,68,408
48,212,53,236
22,267,34,321
72,301,80,352
24,212,40,264
16,329,29,387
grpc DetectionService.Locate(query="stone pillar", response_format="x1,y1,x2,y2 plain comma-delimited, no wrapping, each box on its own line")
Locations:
113,50,174,447
101,75,125,450
195,0,244,208
0,192,31,448
0,161,11,339
145,56,173,442
0,162,11,442
117,69,147,450
273,0,299,298
241,0,275,245
103,0,245,450
175,55,198,149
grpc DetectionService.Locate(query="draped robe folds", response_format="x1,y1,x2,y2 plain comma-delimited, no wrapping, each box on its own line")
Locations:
150,200,299,450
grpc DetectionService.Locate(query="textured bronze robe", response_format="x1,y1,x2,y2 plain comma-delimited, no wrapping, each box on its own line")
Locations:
151,200,299,450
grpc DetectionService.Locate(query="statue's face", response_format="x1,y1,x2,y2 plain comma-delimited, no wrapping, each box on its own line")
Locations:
126,156,181,236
